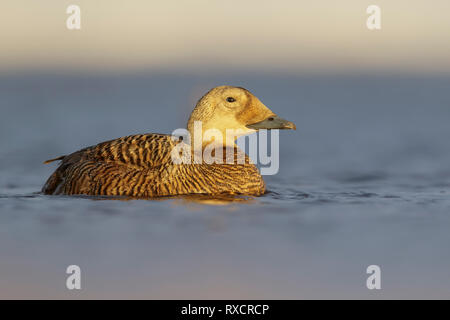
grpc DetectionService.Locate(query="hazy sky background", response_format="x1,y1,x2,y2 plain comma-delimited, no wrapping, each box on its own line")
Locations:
1,0,449,73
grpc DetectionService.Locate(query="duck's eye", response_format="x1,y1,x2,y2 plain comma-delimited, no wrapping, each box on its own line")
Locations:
226,97,236,103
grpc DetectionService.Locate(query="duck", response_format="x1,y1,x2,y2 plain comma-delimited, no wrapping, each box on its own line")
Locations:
42,86,296,197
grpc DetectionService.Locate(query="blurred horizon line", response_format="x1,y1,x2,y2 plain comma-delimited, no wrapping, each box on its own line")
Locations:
2,66,450,78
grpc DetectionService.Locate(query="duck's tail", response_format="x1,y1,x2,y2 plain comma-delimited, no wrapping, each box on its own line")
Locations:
43,155,66,164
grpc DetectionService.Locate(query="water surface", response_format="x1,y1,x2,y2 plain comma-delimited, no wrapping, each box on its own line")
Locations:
1,73,449,299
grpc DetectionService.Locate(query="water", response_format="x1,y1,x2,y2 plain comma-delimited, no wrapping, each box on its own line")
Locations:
1,73,450,299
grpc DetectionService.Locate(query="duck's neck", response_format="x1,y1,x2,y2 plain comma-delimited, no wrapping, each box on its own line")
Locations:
186,123,253,165
188,121,241,150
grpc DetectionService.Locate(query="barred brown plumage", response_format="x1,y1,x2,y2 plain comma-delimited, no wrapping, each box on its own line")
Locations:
42,86,295,197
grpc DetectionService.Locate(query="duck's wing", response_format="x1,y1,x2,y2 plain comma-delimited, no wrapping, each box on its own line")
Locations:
42,133,178,196
83,133,177,169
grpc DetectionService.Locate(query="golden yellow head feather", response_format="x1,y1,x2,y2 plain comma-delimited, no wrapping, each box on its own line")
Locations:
187,86,295,146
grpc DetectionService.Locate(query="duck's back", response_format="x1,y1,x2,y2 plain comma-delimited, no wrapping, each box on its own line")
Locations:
42,134,265,197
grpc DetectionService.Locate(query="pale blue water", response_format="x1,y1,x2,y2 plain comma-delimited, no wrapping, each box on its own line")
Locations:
1,73,450,299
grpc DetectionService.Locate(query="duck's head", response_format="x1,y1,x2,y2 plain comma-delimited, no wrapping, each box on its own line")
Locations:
187,86,295,145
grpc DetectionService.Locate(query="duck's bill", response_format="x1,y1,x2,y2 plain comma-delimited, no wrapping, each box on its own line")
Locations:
246,115,296,130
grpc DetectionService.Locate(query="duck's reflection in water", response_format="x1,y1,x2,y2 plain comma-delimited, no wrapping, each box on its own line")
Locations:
72,193,255,206
172,194,255,206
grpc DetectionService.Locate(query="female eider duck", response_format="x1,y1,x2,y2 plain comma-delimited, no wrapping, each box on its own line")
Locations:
42,86,295,197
